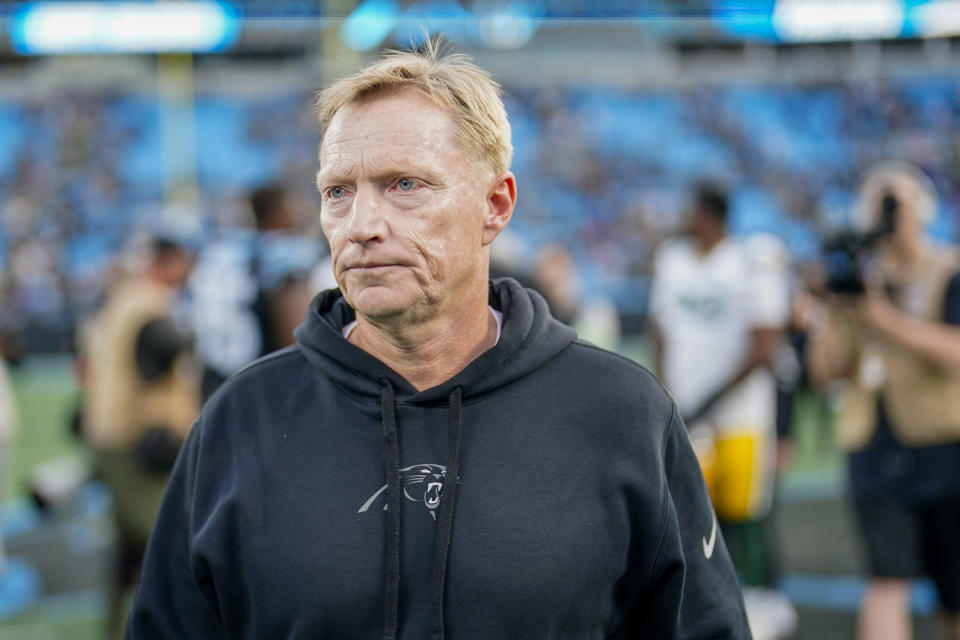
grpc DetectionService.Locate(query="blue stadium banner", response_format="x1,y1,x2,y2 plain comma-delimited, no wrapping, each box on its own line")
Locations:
9,1,242,55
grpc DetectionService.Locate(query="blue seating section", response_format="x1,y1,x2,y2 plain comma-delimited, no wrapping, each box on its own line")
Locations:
1,76,959,322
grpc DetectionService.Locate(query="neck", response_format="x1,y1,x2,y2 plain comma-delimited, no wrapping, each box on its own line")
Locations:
697,231,725,256
349,285,497,391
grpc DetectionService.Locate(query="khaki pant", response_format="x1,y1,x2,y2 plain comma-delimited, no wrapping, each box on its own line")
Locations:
94,448,171,640
95,448,170,546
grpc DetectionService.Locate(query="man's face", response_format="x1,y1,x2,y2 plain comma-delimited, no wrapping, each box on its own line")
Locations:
870,176,925,255
268,197,296,231
157,250,194,288
317,90,497,322
684,208,711,243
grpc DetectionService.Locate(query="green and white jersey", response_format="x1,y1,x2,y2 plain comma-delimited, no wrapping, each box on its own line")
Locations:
650,234,790,434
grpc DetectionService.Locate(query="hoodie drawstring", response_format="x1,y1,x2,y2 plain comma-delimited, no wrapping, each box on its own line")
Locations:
380,381,401,640
378,380,465,640
430,387,463,640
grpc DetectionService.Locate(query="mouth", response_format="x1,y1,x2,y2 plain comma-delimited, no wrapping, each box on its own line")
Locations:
425,482,442,509
345,263,405,272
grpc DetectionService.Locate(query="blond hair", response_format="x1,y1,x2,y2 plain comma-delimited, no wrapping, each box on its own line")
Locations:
316,40,513,174
854,160,938,229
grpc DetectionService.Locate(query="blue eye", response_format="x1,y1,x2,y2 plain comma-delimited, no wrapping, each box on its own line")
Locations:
397,178,415,191
328,186,345,199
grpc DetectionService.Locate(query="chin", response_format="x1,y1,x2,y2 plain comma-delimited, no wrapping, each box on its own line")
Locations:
345,285,418,321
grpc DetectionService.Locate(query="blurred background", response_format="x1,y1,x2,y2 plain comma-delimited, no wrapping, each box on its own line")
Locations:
1,1,959,639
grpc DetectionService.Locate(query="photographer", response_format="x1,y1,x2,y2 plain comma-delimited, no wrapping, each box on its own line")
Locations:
82,236,200,639
807,162,960,640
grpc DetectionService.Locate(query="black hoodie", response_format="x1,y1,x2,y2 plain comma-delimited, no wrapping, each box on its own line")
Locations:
127,278,751,639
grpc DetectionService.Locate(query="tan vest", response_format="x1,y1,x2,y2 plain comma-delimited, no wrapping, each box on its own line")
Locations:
83,275,200,450
837,246,960,450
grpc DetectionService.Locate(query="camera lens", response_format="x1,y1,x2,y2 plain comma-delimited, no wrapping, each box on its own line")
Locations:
879,192,898,234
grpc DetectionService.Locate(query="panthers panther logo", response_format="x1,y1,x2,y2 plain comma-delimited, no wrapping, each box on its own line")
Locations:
357,464,449,520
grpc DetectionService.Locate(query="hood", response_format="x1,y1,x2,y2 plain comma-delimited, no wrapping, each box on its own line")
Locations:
294,277,577,404
294,277,577,639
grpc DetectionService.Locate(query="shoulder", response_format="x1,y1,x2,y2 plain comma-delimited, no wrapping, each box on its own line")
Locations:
200,346,314,429
171,346,317,493
566,338,659,377
557,339,676,422
653,237,699,275
929,241,960,262
232,344,307,380
548,342,681,494
651,239,694,293
741,233,790,270
715,236,755,272
219,345,309,393
652,237,691,271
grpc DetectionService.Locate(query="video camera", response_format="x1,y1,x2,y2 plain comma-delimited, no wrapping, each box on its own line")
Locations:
822,192,899,295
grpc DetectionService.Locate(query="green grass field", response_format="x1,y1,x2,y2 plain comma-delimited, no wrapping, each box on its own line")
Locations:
4,356,85,502
0,603,103,640
2,356,102,639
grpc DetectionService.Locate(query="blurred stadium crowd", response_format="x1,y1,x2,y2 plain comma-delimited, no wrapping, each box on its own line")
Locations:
3,73,960,337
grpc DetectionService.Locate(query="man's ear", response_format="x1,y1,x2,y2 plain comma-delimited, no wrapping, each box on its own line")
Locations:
481,171,517,247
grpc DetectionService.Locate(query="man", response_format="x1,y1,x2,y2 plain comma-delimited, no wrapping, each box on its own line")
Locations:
83,236,200,639
127,44,749,639
189,184,320,399
649,184,794,639
807,162,960,640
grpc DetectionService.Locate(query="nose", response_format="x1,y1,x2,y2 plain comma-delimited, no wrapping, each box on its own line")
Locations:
346,185,387,246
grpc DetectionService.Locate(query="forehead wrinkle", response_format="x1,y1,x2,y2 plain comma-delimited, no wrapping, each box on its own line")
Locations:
319,129,456,182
